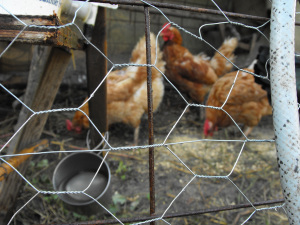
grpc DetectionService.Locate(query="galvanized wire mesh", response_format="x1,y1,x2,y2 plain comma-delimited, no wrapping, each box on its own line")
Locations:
0,0,299,224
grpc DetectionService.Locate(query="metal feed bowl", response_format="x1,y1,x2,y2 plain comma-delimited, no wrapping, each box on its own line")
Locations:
53,152,111,207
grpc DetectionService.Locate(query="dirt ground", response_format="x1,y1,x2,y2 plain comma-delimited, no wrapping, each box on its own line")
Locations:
0,75,289,225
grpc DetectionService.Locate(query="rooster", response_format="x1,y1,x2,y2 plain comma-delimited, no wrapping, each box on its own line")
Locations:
203,63,272,137
66,33,165,145
161,23,238,103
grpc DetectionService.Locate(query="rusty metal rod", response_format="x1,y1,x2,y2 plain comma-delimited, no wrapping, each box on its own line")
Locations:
47,198,284,225
117,5,232,24
79,0,300,26
86,0,270,22
144,5,156,225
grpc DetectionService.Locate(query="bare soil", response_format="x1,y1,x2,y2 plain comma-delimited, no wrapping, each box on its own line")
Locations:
0,78,288,225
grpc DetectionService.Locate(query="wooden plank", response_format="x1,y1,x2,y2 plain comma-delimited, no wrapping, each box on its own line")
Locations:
0,14,85,50
0,15,57,26
14,47,71,150
0,46,71,223
86,7,108,149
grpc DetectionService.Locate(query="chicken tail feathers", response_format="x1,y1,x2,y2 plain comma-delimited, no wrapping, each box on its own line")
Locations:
130,33,158,65
210,37,238,76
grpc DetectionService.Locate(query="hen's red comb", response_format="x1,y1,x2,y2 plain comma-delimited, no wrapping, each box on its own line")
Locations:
162,22,171,30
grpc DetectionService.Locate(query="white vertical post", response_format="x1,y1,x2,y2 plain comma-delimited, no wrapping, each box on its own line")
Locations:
270,0,300,223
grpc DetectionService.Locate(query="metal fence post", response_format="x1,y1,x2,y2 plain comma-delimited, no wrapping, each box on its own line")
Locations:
270,0,300,223
144,6,156,224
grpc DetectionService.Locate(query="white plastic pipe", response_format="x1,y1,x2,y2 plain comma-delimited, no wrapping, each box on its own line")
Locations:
270,0,300,223
60,0,118,25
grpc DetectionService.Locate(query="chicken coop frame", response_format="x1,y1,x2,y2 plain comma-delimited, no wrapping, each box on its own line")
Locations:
0,0,299,224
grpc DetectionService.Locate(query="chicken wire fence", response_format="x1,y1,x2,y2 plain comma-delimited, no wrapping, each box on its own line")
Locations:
0,0,299,224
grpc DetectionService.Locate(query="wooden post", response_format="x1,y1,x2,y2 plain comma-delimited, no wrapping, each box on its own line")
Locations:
86,7,108,149
0,46,71,223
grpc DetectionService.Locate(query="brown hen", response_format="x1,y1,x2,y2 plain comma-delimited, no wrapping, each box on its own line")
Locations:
66,33,165,145
204,68,273,137
161,23,238,103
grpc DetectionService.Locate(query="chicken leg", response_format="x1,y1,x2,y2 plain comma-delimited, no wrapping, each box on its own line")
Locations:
243,126,254,137
133,126,140,146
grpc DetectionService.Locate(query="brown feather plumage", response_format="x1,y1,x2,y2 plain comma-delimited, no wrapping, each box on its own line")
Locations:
68,33,165,145
161,25,238,103
204,68,272,136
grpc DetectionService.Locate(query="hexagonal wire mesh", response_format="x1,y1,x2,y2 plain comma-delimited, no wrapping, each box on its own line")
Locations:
0,0,299,224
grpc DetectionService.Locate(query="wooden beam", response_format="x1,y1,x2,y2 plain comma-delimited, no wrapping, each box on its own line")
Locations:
0,46,71,223
0,14,85,50
86,7,108,149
